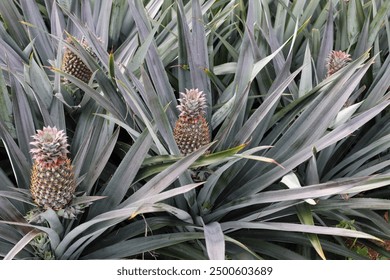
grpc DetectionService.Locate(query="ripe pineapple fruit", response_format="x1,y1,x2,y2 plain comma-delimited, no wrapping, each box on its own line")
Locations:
174,88,210,156
326,50,352,77
30,126,76,210
61,36,96,83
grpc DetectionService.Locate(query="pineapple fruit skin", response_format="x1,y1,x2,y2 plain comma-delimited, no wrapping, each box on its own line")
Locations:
30,158,76,210
61,36,93,83
174,115,210,156
29,126,76,210
174,88,211,156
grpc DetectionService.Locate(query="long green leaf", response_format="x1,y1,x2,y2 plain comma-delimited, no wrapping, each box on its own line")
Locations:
19,0,54,64
0,120,30,189
4,229,40,260
296,203,326,260
221,221,381,241
81,232,205,259
0,220,60,251
207,176,369,221
123,143,213,206
55,183,199,259
316,1,333,80
135,143,246,183
88,129,152,217
203,221,225,260
129,0,177,126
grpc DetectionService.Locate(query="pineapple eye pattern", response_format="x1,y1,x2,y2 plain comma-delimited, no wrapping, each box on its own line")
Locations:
61,36,96,83
174,88,210,156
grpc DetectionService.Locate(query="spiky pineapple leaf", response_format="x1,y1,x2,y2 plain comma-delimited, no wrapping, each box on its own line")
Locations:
206,176,390,221
55,183,201,259
0,1,29,46
140,69,177,155
368,0,390,47
39,208,64,236
177,0,211,120
130,202,195,223
116,78,168,155
235,66,303,146
359,54,390,112
203,221,225,260
129,0,177,126
135,142,246,182
77,126,119,194
233,154,283,168
19,0,55,64
314,198,390,212
0,189,34,206
226,52,384,199
123,143,214,206
0,219,61,252
81,232,207,259
298,43,313,97
281,173,316,205
0,120,30,189
69,195,106,206
0,68,14,137
3,229,41,260
127,6,170,72
221,221,382,242
27,57,53,109
316,1,333,80
296,202,326,260
88,129,153,217
353,13,370,59
82,231,260,260
52,67,121,117
108,52,116,81
10,72,35,164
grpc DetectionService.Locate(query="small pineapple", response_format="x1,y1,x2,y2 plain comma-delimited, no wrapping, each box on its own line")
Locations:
30,126,76,210
326,50,352,77
174,88,210,156
61,36,96,83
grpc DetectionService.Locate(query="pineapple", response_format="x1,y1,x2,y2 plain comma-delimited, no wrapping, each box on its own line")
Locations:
30,126,76,210
174,88,210,156
326,50,352,77
61,36,96,83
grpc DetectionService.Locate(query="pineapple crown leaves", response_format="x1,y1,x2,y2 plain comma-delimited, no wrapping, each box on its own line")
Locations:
177,88,207,118
30,126,69,168
326,50,352,77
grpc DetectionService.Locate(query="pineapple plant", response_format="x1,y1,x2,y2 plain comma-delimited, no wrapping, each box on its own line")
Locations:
0,0,390,263
174,88,210,156
29,126,76,210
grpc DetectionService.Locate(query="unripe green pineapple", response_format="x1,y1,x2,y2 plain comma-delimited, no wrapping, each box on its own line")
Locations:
30,126,76,210
174,88,210,156
61,36,96,83
326,50,352,77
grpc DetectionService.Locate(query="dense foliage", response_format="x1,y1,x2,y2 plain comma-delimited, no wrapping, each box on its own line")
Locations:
0,0,389,260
